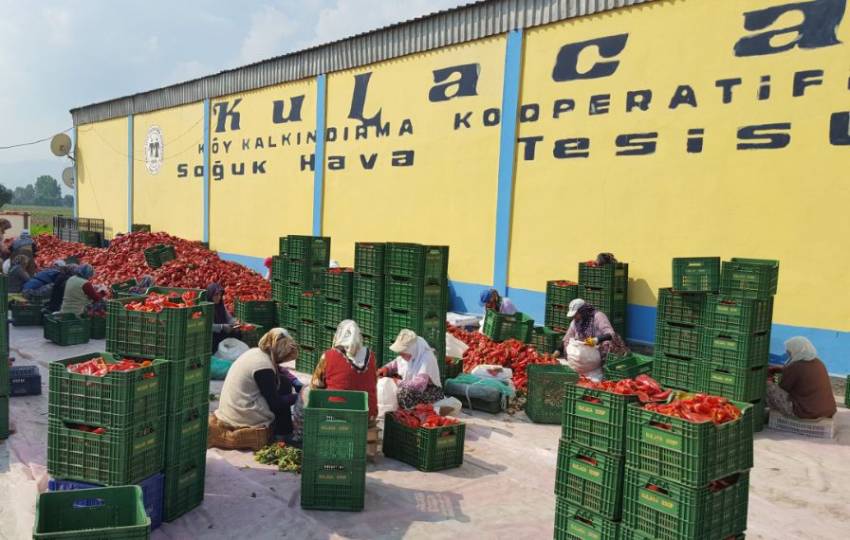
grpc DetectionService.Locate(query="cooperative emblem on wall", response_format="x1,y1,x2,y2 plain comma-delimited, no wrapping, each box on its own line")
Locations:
144,126,164,174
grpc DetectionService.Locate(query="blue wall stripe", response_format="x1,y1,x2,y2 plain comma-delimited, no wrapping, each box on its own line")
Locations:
492,29,523,294
71,126,78,219
202,99,211,243
313,75,327,236
127,114,134,232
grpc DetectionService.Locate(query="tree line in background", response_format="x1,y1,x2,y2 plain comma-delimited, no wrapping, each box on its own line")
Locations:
1,176,73,208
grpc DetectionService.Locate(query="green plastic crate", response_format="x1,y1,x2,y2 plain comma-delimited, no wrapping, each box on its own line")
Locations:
383,308,445,350
0,396,8,440
271,256,286,282
271,280,285,302
238,324,264,347
604,353,653,381
555,439,625,520
581,286,627,318
145,287,207,301
354,242,386,276
300,458,365,512
44,314,91,346
525,364,578,424
322,268,354,302
282,281,302,306
299,320,320,348
672,257,721,292
165,355,211,414
623,467,749,540
47,417,165,486
562,383,638,455
707,296,774,335
144,244,176,269
545,303,573,332
657,288,710,327
165,402,208,467
652,353,701,392
655,323,705,359
106,298,212,361
554,498,620,540
705,330,770,368
383,413,465,472
163,456,205,522
361,333,384,367
700,363,767,402
720,258,779,299
353,303,382,339
285,260,313,285
320,324,337,350
384,243,449,283
529,326,564,354
89,316,107,340
299,291,321,322
384,275,448,316
578,262,628,289
49,353,168,429
296,345,320,375
279,303,299,330
0,355,7,396
481,309,534,342
353,273,385,307
33,486,150,540
11,302,44,326
234,299,277,328
546,280,582,307
322,298,353,328
278,236,289,257
303,390,369,461
626,400,753,486
286,235,331,264
620,527,744,540
444,357,463,380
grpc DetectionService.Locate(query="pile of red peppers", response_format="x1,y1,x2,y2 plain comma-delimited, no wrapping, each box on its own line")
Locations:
67,357,154,377
577,374,672,403
644,394,742,425
393,404,459,429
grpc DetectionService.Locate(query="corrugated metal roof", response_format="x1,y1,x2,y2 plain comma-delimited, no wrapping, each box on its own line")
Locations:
71,0,655,125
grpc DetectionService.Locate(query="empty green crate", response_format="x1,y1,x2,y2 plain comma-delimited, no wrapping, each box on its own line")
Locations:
297,345,320,374
562,383,638,455
705,330,770,368
652,353,701,392
361,333,385,367
581,286,627,317
144,244,176,269
546,280,582,307
323,269,354,302
354,242,386,276
278,237,290,256
165,403,208,467
720,258,779,299
320,325,337,350
555,439,625,520
529,326,564,354
166,355,211,414
283,282,302,305
383,413,465,472
657,288,710,327
353,303,382,339
672,257,721,292
299,320,320,348
626,400,753,486
700,364,767,402
384,275,447,316
708,296,773,334
383,308,445,347
234,299,277,327
554,498,620,540
385,243,449,282
44,314,91,346
271,256,286,282
279,303,299,329
303,390,369,461
579,262,628,289
525,364,578,424
47,417,165,486
145,287,207,301
623,467,749,540
299,291,321,322
481,310,534,342
353,273,385,307
655,323,705,359
0,396,8,440
89,316,107,339
300,458,365,512
285,260,315,285
49,353,168,429
545,303,573,331
11,302,44,326
163,456,205,522
322,299,352,327
34,486,150,540
106,299,212,361
604,353,653,381
286,235,331,264
271,280,286,302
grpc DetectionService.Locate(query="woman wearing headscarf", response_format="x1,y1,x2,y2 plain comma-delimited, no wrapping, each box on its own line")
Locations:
312,320,378,417
559,298,628,378
377,329,444,409
213,328,300,440
206,282,241,353
766,337,836,419
59,264,105,315
22,260,66,302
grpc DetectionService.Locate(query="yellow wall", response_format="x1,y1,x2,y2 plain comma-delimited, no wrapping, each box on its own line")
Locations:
210,79,316,257
133,103,204,240
322,37,506,283
510,0,850,331
76,117,128,236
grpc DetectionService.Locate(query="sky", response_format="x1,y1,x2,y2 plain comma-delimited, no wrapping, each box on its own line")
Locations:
0,0,469,191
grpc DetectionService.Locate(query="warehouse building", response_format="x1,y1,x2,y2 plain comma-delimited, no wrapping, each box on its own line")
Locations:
70,0,850,373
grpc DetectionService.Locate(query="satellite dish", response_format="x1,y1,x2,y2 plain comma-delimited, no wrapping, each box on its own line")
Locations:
62,167,75,188
51,133,72,156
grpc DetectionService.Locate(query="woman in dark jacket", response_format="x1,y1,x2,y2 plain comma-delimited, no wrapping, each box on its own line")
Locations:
207,283,242,353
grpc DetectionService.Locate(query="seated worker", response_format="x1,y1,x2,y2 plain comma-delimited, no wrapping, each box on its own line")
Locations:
11,230,37,274
558,298,628,378
480,287,517,315
378,329,444,409
213,328,300,439
7,255,30,293
59,264,106,315
21,262,64,302
207,283,242,353
46,263,77,313
766,337,837,419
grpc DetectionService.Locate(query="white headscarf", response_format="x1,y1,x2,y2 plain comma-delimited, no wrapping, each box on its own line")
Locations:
397,336,443,388
333,320,367,369
785,336,818,365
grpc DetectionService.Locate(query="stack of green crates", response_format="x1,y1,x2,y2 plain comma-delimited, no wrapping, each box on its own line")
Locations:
353,243,386,366
653,286,711,392
297,291,322,375
578,262,628,336
545,280,582,333
321,267,354,348
383,244,449,378
105,292,213,521
622,399,754,538
554,382,635,539
301,390,368,511
0,275,8,439
273,235,331,339
704,258,778,432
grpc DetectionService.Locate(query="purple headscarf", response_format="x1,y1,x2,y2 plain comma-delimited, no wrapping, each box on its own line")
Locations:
206,283,230,324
